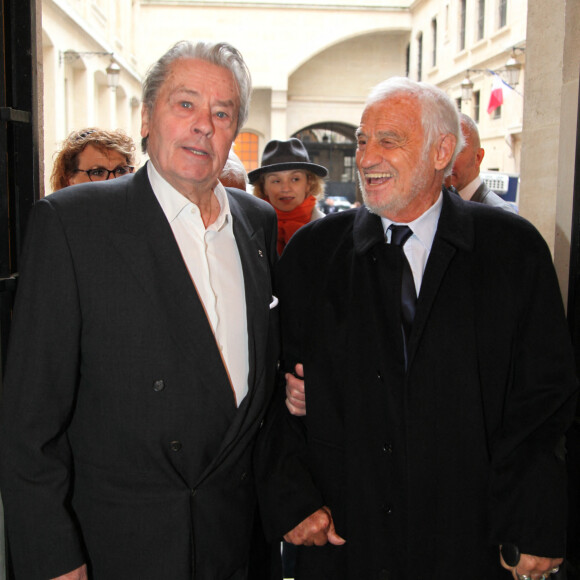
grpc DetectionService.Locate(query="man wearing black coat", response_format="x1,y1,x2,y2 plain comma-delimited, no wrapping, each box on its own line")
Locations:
256,77,577,580
0,40,279,580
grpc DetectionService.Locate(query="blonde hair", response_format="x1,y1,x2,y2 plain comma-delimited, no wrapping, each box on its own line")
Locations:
252,169,325,202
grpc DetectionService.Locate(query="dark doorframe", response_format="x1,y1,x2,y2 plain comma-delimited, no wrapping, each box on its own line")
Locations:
0,0,40,370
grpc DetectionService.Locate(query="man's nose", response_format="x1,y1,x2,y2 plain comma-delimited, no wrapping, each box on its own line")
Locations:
193,106,215,138
358,141,382,168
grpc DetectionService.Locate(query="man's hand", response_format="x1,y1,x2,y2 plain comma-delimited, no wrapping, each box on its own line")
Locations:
500,550,563,579
51,564,88,580
283,506,346,546
285,363,306,416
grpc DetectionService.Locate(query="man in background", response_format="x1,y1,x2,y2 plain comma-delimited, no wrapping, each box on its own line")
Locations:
445,112,517,213
221,148,249,190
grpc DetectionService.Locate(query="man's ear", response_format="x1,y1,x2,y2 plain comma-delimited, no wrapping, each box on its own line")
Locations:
140,105,150,139
475,147,485,170
433,133,457,171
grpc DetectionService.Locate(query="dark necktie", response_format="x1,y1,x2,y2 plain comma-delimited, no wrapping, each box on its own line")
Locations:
389,224,417,360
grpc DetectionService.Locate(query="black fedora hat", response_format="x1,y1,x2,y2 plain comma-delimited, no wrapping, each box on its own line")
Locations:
248,138,328,183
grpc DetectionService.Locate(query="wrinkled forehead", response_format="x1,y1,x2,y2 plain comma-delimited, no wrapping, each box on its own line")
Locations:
164,58,240,103
357,94,424,137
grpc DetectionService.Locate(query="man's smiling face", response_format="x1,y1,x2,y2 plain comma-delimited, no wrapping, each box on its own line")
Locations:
141,57,240,200
355,94,447,222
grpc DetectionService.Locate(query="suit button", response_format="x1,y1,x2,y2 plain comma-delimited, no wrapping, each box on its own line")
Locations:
376,370,383,382
382,442,392,454
153,380,165,392
276,360,281,371
381,503,393,514
378,569,390,580
240,471,248,481
170,440,182,452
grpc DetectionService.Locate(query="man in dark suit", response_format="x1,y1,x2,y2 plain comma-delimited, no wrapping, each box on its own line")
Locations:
445,112,517,213
256,77,577,579
0,40,279,580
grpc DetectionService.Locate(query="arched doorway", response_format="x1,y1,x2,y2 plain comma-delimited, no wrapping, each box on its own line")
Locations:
293,121,359,203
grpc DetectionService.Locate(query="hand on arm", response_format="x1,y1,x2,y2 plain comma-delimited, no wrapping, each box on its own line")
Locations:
500,550,562,579
283,506,345,547
51,564,88,580
285,363,306,416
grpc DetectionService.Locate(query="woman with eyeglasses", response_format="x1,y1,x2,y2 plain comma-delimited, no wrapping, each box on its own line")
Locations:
50,127,137,191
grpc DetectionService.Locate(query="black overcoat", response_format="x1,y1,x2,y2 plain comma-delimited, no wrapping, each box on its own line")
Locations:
0,165,280,580
256,190,577,580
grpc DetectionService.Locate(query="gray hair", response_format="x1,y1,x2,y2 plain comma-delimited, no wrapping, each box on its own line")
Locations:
459,113,481,150
366,76,463,176
141,40,252,153
220,149,248,189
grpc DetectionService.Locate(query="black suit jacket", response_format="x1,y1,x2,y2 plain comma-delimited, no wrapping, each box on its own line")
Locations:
0,166,280,579
256,190,577,579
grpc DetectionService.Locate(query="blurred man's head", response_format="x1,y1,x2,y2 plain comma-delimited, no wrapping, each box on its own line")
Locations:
220,149,248,190
445,113,485,192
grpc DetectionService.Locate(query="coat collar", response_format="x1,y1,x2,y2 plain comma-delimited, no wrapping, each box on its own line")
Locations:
351,188,475,370
352,187,474,256
406,189,474,367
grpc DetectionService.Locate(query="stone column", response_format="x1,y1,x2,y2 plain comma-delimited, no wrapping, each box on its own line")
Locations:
270,89,288,140
519,0,580,305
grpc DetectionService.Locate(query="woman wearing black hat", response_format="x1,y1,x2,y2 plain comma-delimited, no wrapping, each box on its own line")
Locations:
249,138,328,255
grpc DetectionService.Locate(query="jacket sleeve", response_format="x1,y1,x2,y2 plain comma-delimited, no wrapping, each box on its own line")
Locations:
486,226,578,558
254,225,325,541
0,199,86,578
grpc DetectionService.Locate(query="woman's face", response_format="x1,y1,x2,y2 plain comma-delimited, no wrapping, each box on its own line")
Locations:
263,170,311,212
67,145,129,186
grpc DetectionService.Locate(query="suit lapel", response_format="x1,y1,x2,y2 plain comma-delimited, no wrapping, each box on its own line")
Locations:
353,208,408,370
406,190,474,367
111,167,235,413
192,191,274,484
471,182,486,204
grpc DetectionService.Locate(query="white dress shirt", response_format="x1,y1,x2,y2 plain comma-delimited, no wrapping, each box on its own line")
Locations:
147,162,249,406
381,192,443,296
458,175,482,202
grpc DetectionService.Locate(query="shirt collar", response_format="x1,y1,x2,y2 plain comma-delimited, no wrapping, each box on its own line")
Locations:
458,175,482,202
381,191,443,253
147,161,231,230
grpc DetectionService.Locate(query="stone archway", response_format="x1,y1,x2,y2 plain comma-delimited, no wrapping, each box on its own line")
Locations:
293,121,359,203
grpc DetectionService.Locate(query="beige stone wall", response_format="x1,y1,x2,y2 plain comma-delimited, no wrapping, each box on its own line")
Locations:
41,0,144,194
412,0,528,199
519,0,580,305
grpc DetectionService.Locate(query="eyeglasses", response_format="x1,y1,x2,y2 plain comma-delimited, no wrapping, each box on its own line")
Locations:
73,165,135,182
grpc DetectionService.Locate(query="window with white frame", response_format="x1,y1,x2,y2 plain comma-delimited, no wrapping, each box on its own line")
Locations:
417,32,423,81
498,0,507,28
431,18,437,67
477,0,485,40
459,0,467,51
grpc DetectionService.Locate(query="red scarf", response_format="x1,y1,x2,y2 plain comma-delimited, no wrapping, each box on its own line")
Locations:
271,195,316,255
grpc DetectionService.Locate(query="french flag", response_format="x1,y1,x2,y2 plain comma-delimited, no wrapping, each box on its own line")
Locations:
487,74,504,114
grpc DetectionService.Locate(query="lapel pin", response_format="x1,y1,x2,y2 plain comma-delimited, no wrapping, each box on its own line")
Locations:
258,249,264,258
